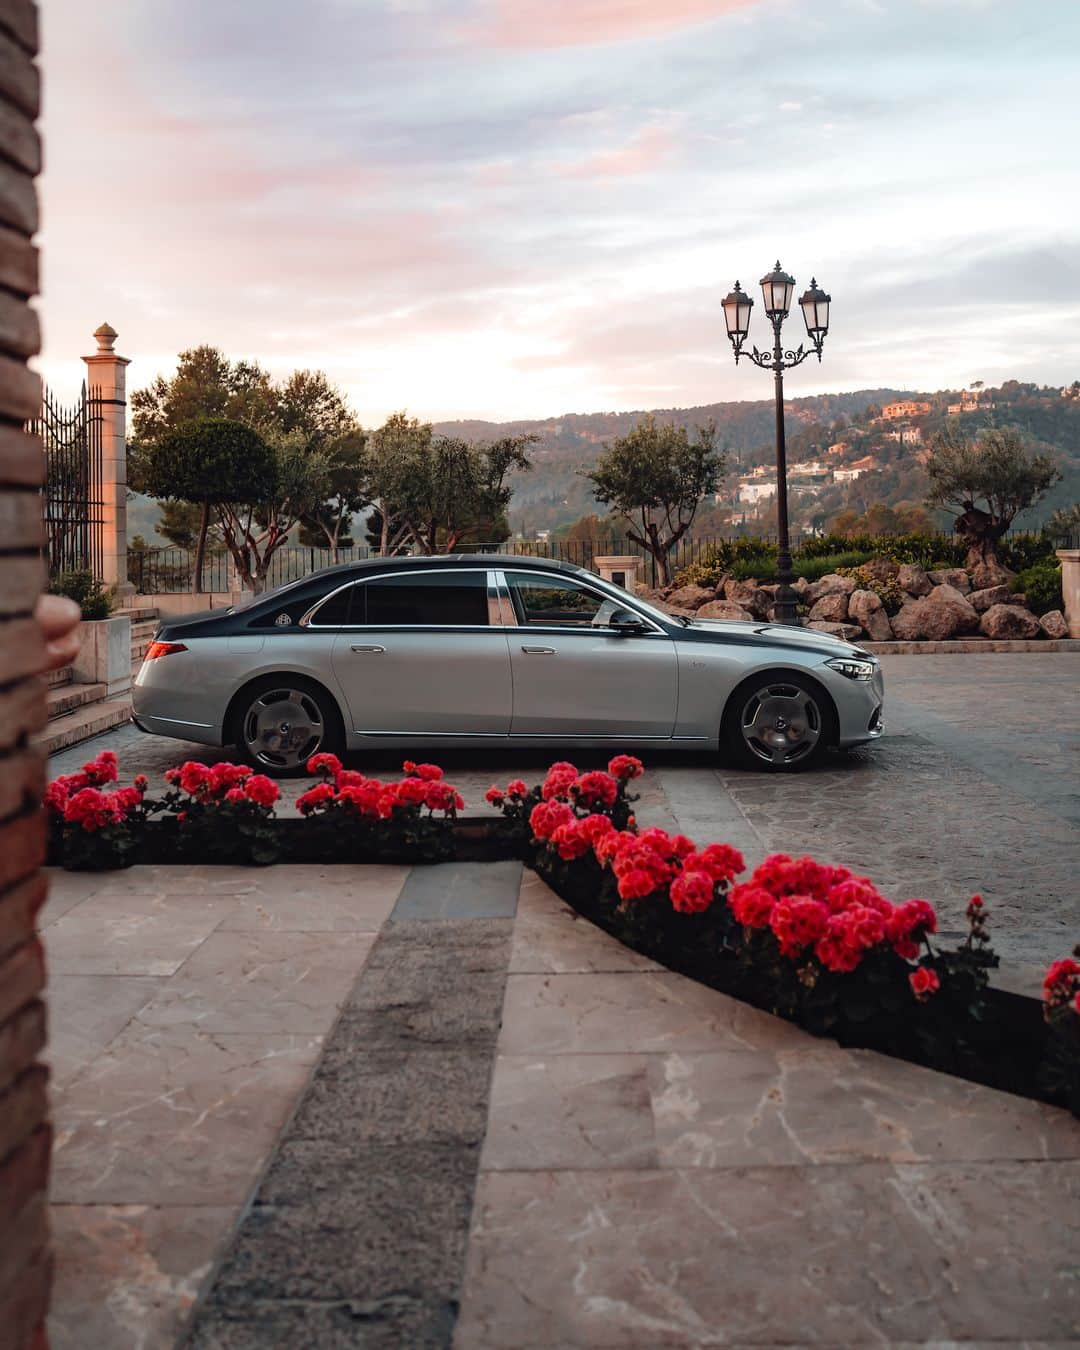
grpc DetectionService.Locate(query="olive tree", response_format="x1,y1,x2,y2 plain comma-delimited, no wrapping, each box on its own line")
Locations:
925,425,1060,566
585,415,725,585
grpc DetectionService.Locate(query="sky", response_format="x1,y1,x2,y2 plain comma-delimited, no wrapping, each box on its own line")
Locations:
35,0,1080,424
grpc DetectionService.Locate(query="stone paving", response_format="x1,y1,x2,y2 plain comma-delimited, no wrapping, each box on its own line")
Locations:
42,863,1080,1348
49,653,1080,971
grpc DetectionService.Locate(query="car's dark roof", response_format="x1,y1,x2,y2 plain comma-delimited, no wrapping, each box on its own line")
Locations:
294,553,587,584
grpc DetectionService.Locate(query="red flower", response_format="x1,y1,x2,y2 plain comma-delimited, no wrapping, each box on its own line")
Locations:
729,883,776,929
578,814,615,843
506,779,528,797
887,899,938,960
541,762,579,801
81,750,118,786
63,788,114,832
530,800,575,841
307,752,342,779
413,763,444,782
685,843,744,884
670,869,714,914
551,820,591,861
177,761,211,795
133,774,149,792
607,754,643,781
297,782,336,814
966,894,984,920
1043,958,1080,1007
225,787,245,803
424,781,458,813
402,760,417,774
44,779,72,817
573,771,618,809
485,787,505,805
397,777,431,806
336,769,367,789
909,967,941,999
616,867,658,901
244,775,280,807
769,896,830,957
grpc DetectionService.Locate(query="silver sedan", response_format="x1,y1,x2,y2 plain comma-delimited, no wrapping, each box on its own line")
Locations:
133,555,885,775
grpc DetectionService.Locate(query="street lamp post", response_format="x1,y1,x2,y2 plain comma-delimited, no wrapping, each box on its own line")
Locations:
722,263,831,626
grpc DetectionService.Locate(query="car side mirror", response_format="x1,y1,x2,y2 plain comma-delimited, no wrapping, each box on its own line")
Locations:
607,608,648,635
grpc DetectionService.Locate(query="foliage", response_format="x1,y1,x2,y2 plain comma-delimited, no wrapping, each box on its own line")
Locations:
49,569,113,620
158,761,282,865
298,429,367,556
1017,560,1064,615
1000,533,1056,572
43,751,147,870
1043,502,1080,546
925,425,1060,563
586,415,725,585
1039,949,1080,1114
834,564,905,615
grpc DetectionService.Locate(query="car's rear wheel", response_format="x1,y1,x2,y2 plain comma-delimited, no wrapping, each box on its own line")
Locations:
723,672,834,772
231,677,343,776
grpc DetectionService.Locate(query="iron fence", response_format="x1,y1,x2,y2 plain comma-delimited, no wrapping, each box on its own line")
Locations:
29,383,105,578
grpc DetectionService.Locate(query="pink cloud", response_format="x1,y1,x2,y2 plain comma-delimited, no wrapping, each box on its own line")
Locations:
555,120,681,180
460,0,757,49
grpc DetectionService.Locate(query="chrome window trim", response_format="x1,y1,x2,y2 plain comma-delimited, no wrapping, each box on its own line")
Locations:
301,567,502,630
496,568,667,637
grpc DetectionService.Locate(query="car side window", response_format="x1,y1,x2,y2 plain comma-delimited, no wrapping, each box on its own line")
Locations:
251,582,355,630
309,584,355,626
357,571,490,626
505,572,615,628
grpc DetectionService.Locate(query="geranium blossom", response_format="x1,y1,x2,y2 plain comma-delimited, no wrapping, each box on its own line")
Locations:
670,869,714,914
607,754,643,780
909,967,941,999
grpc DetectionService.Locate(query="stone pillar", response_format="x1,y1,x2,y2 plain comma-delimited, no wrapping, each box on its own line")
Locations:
1057,549,1080,638
82,322,133,597
0,2,54,1345
593,554,641,591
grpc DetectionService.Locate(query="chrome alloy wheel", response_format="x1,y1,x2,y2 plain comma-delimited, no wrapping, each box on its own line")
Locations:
739,681,822,767
242,688,324,770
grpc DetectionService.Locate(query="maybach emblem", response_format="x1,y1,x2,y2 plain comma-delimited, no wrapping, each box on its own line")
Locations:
275,613,292,627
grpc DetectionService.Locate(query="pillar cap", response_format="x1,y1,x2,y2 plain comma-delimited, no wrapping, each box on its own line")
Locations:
93,322,118,352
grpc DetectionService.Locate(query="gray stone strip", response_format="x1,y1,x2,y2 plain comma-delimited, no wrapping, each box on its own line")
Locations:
390,861,523,921
863,639,1080,653
184,894,518,1347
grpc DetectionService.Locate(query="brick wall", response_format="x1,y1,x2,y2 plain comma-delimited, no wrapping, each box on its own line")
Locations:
0,2,52,1347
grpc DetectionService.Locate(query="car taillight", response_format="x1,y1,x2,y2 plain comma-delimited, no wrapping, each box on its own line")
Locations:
144,641,187,660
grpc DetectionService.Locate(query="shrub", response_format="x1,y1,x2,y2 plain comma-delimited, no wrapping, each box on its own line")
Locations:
1017,560,1063,614
1040,949,1080,1114
835,564,905,615
674,537,775,589
50,568,113,620
1002,533,1057,572
43,750,148,870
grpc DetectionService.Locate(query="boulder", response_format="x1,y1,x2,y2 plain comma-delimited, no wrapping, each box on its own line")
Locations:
928,568,970,593
666,583,715,611
805,573,857,606
808,621,862,641
653,601,697,618
861,556,900,584
1008,592,1027,607
722,578,771,618
979,603,1041,640
808,591,850,624
1040,609,1069,639
968,584,1011,613
896,563,932,597
971,560,1017,591
791,576,811,599
696,599,753,621
891,585,979,640
848,588,893,641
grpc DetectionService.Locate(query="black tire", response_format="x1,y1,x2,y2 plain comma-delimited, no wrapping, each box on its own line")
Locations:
228,675,344,777
721,671,836,773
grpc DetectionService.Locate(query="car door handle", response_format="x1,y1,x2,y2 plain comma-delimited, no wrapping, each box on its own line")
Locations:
350,644,385,653
521,645,556,655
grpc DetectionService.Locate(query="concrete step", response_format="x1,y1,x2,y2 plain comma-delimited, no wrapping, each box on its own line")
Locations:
36,697,132,756
120,606,159,623
131,619,159,640
44,665,72,689
46,681,107,721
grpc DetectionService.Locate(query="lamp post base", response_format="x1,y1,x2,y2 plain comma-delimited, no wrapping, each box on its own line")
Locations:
773,580,800,627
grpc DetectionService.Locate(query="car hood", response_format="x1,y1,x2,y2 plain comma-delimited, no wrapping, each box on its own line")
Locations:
682,618,869,659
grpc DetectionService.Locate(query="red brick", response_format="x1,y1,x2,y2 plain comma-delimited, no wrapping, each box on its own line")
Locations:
0,554,43,618
0,936,42,1028
0,677,45,754
0,1191,47,1309
0,1122,48,1220
0,155,33,236
0,491,41,549
0,425,42,487
0,749,42,823
0,618,46,685
0,224,34,296
0,872,45,961
0,1,37,55
0,350,39,419
1,1249,52,1350
0,1064,47,1164
0,28,38,119
0,291,38,360
0,813,43,896
0,999,43,1094
0,97,38,176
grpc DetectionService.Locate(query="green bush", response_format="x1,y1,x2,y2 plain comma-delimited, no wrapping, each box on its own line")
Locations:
835,564,905,615
50,569,113,620
1001,533,1056,573
1017,560,1063,615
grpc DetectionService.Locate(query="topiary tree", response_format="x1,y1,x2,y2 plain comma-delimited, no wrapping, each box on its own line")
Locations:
144,419,277,591
585,415,724,585
925,425,1060,567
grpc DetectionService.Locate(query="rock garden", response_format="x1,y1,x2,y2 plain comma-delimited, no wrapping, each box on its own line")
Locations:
641,536,1068,644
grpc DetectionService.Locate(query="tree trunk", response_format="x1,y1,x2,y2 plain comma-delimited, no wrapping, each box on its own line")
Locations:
955,507,1006,568
193,500,210,594
379,500,390,556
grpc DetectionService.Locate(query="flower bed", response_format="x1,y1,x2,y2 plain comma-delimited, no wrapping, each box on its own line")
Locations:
43,751,1076,1114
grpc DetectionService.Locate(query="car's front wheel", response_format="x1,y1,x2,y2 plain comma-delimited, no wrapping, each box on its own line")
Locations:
231,677,343,776
722,672,834,772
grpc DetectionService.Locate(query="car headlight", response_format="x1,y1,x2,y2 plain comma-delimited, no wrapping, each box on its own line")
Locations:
825,656,876,681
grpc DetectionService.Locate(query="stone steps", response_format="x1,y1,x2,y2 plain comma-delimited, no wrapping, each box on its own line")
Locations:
36,696,131,755
45,665,72,689
46,681,107,721
120,606,159,623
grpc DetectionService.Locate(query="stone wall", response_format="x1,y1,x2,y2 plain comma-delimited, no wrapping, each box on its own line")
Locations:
0,1,52,1346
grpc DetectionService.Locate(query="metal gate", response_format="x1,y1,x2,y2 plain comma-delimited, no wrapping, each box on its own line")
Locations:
29,383,105,578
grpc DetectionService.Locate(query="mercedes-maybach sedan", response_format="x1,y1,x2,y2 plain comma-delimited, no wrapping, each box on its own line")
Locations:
132,555,885,775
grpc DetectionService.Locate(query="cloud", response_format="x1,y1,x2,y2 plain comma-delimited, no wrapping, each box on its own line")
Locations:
554,117,683,180
458,0,758,48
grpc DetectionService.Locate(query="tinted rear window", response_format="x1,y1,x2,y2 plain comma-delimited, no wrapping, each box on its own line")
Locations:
359,572,489,626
